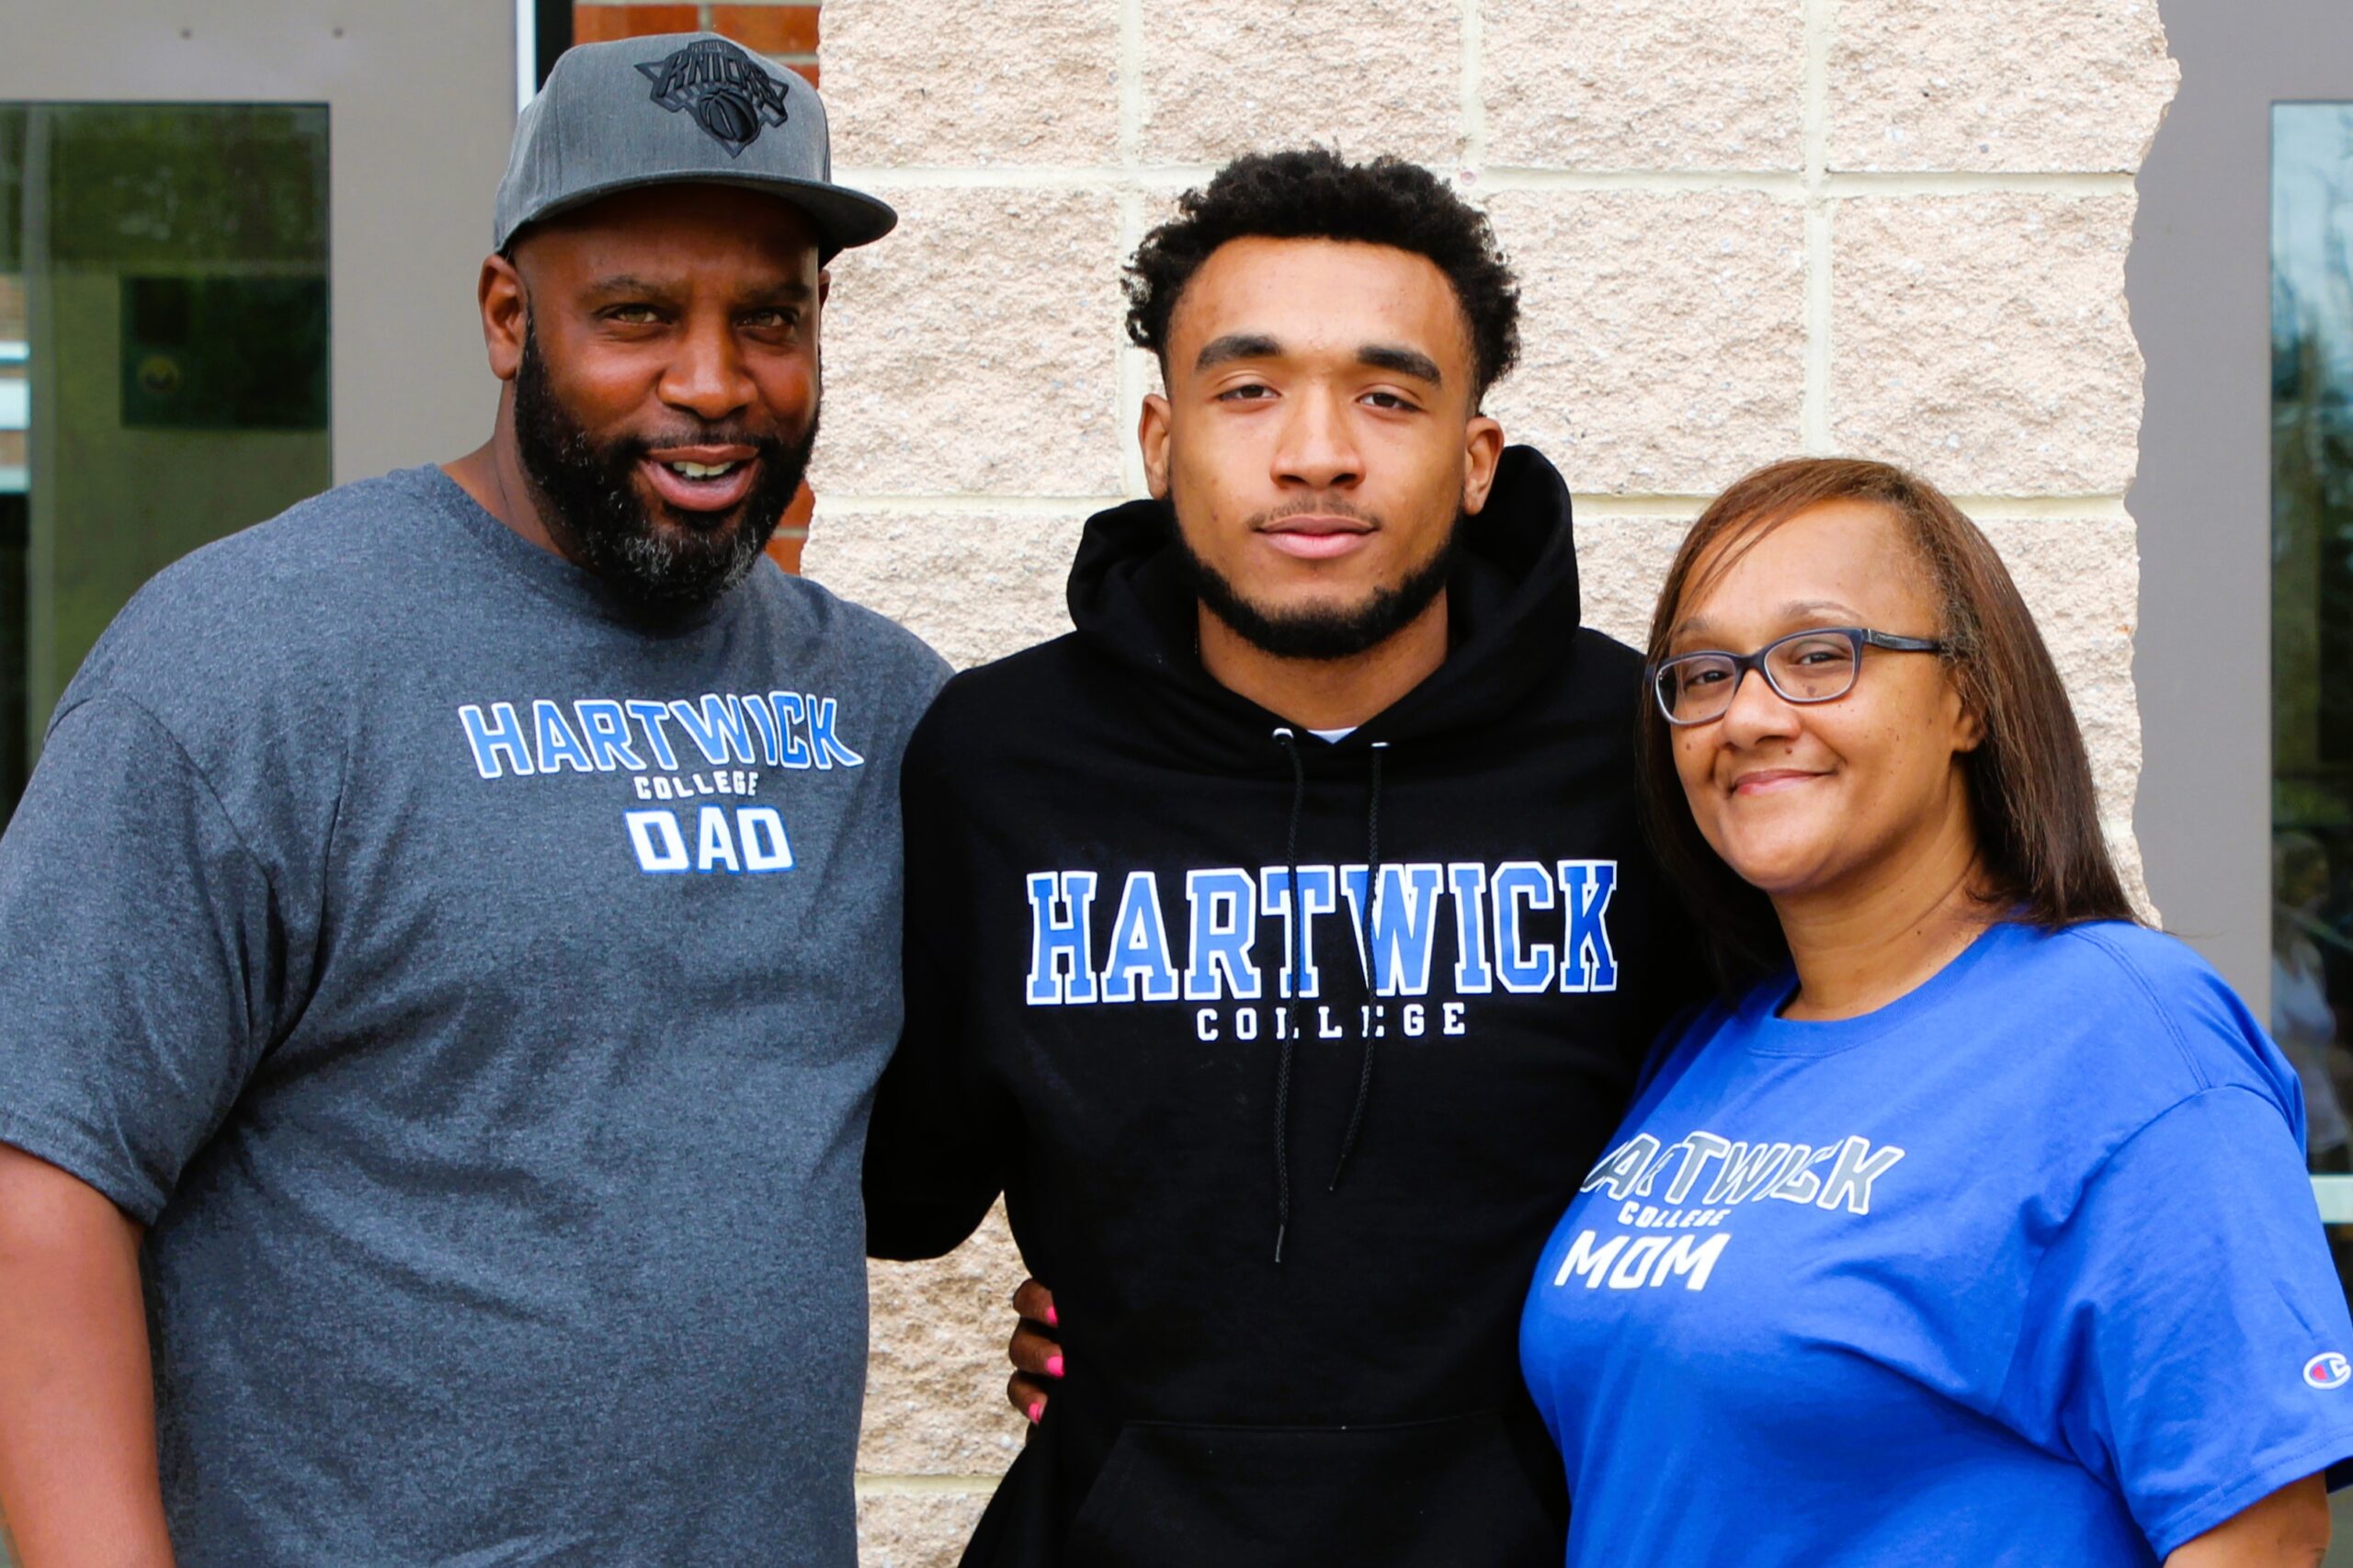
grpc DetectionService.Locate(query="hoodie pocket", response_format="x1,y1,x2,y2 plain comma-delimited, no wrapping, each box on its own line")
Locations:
1066,1408,1561,1568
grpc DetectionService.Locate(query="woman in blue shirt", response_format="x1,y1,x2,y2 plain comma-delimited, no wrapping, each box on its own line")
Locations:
1520,458,2353,1565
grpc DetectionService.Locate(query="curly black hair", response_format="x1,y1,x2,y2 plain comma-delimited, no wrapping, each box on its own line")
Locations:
1124,148,1522,402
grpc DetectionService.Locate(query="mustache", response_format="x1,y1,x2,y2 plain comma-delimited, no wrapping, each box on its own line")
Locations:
615,426,791,459
1245,494,1381,529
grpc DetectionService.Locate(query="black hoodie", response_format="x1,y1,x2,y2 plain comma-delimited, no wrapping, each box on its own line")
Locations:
867,447,1698,1567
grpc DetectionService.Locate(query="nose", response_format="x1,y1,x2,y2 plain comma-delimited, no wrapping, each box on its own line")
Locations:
657,314,756,425
1718,665,1801,748
1271,384,1362,492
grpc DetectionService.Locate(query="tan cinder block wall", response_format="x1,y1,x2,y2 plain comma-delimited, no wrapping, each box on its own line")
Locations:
804,2,2178,1561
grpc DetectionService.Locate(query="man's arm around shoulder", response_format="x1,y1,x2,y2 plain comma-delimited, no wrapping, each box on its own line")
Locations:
862,1030,1006,1262
863,699,1008,1261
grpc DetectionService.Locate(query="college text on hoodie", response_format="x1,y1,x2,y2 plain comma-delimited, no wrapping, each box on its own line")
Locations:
866,447,1699,1568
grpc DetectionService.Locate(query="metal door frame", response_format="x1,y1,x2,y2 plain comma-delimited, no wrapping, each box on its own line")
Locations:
2130,0,2353,1218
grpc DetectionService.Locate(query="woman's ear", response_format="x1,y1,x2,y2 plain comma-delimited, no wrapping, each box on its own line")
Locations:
1947,676,1988,756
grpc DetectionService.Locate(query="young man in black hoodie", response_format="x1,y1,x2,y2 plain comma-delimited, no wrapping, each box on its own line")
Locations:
865,149,1695,1566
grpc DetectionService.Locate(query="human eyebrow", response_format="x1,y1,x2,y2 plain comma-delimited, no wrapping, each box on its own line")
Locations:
736,280,816,308
1665,614,1720,645
582,274,678,304
1195,333,1284,371
1775,598,1865,622
1358,344,1442,384
1666,600,1866,645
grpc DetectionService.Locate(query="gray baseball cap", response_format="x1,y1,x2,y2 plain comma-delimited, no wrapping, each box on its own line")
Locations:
494,32,896,258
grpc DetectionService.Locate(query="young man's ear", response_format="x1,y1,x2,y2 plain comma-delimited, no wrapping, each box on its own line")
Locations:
1138,392,1174,502
1460,414,1506,517
479,253,528,383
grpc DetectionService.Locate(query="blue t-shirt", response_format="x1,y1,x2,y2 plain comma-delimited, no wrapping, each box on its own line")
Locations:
1520,920,2353,1565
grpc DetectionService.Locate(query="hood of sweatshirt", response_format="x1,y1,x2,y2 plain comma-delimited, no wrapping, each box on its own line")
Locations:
1063,444,1586,771
868,445,1699,1567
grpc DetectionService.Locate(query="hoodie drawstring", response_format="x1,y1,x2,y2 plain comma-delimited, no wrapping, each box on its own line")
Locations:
1269,728,1308,1264
1330,740,1386,1191
1267,728,1390,1262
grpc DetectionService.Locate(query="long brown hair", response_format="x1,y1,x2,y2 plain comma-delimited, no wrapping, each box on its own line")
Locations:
1638,457,2138,989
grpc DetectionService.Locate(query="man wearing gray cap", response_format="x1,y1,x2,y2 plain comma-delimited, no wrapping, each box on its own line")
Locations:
0,34,940,1567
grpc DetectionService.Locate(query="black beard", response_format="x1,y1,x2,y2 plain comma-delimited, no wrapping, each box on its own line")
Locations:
511,324,815,619
1174,504,1461,663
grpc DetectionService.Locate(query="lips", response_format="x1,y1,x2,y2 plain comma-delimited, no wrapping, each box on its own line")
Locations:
1260,514,1374,562
1729,768,1824,797
640,444,759,515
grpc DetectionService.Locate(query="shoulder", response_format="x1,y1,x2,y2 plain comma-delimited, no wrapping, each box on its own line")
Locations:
107,470,429,619
37,472,451,868
943,633,1090,700
1554,626,1645,711
1571,626,1645,684
1984,921,2296,1120
906,633,1089,757
755,565,951,699
1631,989,1755,1104
1533,627,1646,743
2054,922,2282,1090
61,471,447,727
734,570,952,772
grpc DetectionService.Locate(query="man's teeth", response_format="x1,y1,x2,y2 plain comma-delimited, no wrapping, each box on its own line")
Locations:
666,460,740,479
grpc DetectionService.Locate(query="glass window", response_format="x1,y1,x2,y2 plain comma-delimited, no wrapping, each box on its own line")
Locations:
2273,106,2353,1371
0,103,329,824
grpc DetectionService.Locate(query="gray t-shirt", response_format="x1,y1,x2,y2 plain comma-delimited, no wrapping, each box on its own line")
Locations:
0,467,949,1565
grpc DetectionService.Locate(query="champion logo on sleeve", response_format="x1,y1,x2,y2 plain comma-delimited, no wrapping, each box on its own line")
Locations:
2303,1352,2350,1390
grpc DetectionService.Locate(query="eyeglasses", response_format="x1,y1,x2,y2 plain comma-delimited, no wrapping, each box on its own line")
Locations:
1650,627,1945,726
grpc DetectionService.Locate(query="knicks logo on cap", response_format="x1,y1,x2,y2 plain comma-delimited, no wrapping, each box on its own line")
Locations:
2304,1352,2350,1390
636,39,791,158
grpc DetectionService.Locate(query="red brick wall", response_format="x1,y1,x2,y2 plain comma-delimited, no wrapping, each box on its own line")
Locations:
571,1,822,574
573,3,819,85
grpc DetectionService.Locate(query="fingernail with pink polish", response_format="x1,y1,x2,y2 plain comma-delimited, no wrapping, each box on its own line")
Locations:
1027,1402,1043,1425
1046,1304,1059,1327
1046,1354,1065,1379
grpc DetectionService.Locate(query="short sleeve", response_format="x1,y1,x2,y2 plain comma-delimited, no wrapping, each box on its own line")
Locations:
0,695,281,1222
1998,1083,2353,1558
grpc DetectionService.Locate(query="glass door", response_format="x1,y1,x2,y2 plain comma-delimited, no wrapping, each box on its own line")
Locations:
0,103,329,824
2272,133,2353,1555
2273,105,2353,1217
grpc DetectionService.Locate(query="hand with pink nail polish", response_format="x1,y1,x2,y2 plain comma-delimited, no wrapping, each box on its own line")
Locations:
1006,1277,1062,1426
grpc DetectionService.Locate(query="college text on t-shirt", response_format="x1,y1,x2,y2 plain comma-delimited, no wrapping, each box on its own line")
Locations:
455,690,868,875
1555,1130,1907,1293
